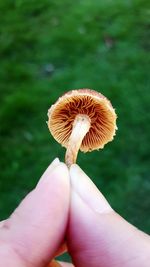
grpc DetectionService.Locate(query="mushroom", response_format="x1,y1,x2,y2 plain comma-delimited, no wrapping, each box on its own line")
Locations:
48,89,117,167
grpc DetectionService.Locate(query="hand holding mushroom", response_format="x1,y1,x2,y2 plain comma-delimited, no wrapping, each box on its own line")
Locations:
48,89,117,167
0,90,149,267
0,159,150,267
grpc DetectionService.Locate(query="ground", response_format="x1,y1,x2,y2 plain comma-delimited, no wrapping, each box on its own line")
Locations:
0,0,150,260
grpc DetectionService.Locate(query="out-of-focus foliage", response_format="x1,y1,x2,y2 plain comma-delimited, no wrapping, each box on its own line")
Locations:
0,0,150,245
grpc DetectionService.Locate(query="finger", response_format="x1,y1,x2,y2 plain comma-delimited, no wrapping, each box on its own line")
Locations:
67,164,150,267
0,159,70,267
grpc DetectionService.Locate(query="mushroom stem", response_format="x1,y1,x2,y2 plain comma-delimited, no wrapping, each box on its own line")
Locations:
65,114,91,168
48,260,61,266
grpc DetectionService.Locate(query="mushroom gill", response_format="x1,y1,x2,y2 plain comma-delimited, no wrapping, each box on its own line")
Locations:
48,90,117,153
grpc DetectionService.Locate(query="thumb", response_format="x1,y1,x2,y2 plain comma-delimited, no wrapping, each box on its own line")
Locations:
0,158,70,267
67,164,150,267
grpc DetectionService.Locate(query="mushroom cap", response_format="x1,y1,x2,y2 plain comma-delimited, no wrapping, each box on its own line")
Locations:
48,89,117,152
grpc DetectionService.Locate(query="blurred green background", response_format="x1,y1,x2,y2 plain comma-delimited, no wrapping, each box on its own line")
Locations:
0,0,150,261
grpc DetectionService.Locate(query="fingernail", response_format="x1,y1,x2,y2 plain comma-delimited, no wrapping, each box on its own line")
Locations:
70,164,112,214
37,158,60,186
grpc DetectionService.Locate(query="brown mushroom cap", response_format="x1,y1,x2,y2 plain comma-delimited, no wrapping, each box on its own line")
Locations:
48,89,117,152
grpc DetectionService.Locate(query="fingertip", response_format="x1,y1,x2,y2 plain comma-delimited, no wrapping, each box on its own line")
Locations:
51,162,70,186
70,164,112,214
37,157,60,186
46,157,60,170
37,160,69,188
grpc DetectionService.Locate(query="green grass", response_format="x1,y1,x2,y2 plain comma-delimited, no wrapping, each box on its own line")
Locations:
0,0,150,258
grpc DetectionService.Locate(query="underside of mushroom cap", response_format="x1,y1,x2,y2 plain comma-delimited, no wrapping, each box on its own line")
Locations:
48,89,117,152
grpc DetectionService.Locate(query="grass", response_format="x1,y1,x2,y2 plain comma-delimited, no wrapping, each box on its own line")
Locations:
0,0,150,261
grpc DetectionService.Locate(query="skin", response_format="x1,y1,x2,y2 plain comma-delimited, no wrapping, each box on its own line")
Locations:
0,158,150,267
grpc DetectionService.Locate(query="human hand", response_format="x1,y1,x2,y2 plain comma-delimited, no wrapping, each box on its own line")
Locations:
0,159,150,267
